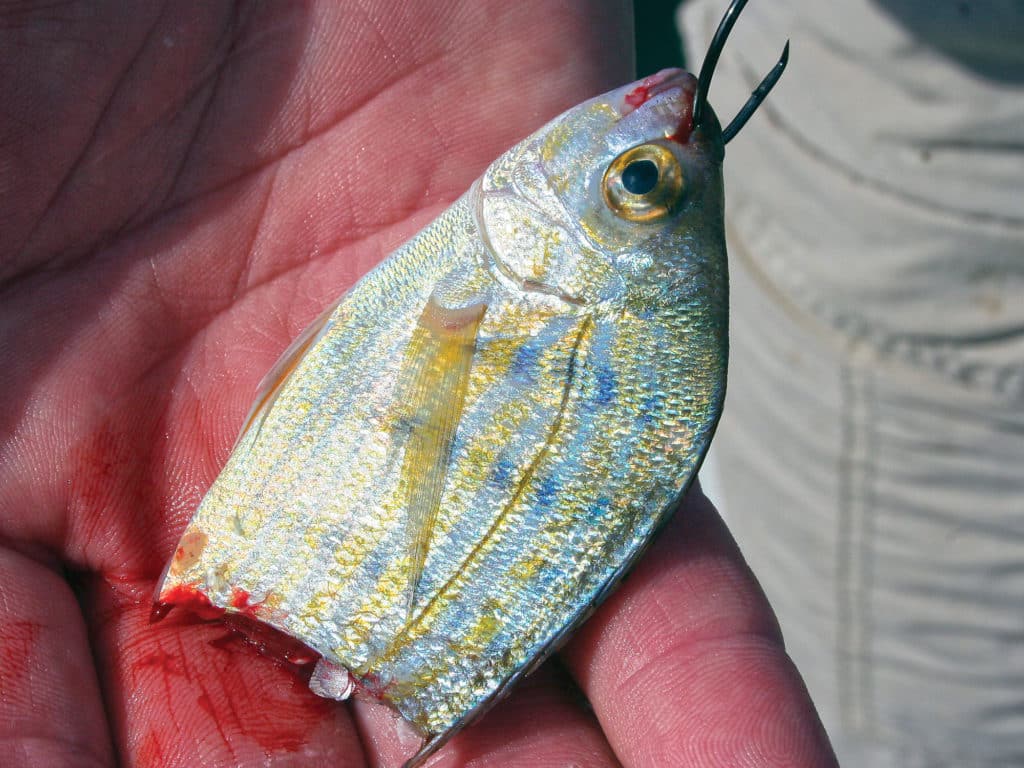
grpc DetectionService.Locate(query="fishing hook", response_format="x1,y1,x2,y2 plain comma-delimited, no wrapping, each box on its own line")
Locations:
691,0,790,145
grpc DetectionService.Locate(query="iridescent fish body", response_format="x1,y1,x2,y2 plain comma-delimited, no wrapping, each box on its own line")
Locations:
158,67,730,764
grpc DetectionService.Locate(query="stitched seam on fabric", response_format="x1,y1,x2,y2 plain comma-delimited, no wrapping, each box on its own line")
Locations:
835,352,878,737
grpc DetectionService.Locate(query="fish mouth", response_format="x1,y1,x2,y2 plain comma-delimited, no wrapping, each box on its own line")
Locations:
617,69,699,143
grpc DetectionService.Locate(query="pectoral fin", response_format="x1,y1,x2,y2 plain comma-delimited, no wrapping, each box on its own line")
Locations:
395,296,487,617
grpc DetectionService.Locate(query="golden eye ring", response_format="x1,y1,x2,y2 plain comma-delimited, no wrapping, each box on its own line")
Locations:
602,143,685,222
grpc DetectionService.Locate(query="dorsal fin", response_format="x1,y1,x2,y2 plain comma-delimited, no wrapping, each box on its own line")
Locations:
236,304,335,446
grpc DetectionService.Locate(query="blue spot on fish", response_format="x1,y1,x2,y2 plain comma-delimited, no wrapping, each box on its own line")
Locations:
594,365,616,405
491,458,514,487
535,475,559,508
511,344,541,384
588,496,613,521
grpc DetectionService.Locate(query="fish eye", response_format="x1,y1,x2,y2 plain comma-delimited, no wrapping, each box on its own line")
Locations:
602,143,684,222
622,159,659,195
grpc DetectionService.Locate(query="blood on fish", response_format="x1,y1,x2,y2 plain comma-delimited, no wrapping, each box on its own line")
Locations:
625,89,696,145
667,116,694,144
151,582,319,675
624,84,652,109
151,584,267,623
150,583,224,623
228,586,264,617
229,587,250,609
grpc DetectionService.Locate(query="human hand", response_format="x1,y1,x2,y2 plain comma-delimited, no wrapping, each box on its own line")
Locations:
0,1,837,765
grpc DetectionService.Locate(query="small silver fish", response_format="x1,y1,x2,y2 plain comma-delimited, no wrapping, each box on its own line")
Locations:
154,1,788,764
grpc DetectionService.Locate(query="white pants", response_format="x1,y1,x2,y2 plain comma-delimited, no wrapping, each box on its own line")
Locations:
682,1,1024,765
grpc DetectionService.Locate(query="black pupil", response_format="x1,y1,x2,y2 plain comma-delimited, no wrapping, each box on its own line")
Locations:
621,159,659,195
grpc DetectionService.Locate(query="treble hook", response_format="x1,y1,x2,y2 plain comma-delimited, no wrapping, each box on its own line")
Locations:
691,0,790,145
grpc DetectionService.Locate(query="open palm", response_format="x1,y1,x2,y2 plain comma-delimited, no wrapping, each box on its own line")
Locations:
0,2,836,766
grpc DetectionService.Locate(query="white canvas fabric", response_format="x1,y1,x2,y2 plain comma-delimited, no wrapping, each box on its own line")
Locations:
681,1,1024,765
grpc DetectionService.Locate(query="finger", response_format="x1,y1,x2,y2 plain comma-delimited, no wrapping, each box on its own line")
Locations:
0,547,113,767
352,661,620,768
82,574,366,768
563,489,838,767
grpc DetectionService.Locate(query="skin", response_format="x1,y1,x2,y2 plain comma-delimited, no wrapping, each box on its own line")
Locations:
0,1,839,766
